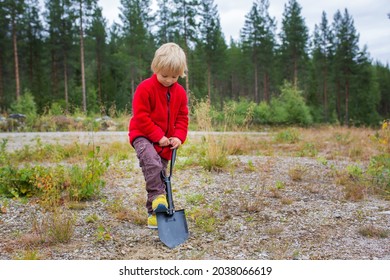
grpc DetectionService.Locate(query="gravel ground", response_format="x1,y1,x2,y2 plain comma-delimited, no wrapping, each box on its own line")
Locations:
0,131,389,260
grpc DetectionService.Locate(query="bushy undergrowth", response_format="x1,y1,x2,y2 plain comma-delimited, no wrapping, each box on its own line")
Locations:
197,82,313,130
0,144,109,208
3,92,129,132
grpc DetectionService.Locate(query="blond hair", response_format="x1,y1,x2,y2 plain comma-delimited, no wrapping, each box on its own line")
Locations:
151,43,187,78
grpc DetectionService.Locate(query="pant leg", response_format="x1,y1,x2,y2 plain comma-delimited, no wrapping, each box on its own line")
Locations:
133,137,168,213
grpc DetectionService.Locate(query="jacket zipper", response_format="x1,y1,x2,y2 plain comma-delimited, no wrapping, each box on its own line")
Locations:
166,89,171,135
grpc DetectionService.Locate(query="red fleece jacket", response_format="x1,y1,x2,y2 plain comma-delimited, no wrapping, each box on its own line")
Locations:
128,74,189,160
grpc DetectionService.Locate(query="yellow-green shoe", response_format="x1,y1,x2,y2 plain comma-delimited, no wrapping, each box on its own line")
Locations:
152,194,168,213
147,214,158,229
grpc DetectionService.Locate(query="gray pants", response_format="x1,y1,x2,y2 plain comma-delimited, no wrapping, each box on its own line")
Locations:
133,137,168,214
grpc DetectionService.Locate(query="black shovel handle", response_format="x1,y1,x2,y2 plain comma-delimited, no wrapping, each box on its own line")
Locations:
161,148,177,215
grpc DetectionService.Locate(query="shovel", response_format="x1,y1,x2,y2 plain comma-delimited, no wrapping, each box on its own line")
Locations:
156,148,189,248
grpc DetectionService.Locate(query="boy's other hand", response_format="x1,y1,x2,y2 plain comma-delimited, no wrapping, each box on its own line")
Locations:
169,137,182,149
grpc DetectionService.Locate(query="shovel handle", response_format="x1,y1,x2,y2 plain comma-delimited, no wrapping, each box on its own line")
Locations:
162,148,177,215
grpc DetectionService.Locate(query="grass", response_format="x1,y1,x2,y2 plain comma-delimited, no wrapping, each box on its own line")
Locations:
28,210,76,245
1,120,389,259
288,165,307,181
358,224,389,238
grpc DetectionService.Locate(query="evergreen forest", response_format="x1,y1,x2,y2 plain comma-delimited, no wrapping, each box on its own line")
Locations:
1,0,389,127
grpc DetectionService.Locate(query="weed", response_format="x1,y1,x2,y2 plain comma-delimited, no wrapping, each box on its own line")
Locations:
245,160,256,172
127,207,145,225
367,153,390,198
274,128,300,144
0,165,37,198
67,201,88,210
239,196,263,213
275,181,285,189
106,196,133,221
288,165,306,181
1,201,7,213
0,138,9,165
281,197,294,205
94,224,112,243
200,135,230,171
334,131,352,146
85,214,100,223
186,193,206,205
47,210,76,243
67,146,109,201
358,224,389,238
297,142,318,157
316,156,328,166
265,226,283,236
30,210,75,244
13,249,42,260
269,187,282,198
188,207,218,233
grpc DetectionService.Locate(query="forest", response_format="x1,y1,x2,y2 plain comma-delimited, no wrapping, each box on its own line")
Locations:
0,0,389,127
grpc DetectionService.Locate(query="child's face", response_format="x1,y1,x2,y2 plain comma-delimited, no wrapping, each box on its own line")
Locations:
156,72,179,87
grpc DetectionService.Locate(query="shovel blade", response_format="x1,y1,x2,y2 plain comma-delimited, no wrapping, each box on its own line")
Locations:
156,210,189,249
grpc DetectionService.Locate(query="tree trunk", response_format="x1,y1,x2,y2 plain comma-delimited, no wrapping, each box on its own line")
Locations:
64,53,69,114
263,72,270,103
96,46,102,106
207,63,211,102
323,65,328,122
336,80,341,123
12,18,21,100
293,53,298,89
0,47,3,108
51,49,59,99
79,1,87,113
345,78,349,126
254,61,259,103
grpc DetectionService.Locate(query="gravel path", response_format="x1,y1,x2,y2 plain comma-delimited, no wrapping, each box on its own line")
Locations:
0,131,389,260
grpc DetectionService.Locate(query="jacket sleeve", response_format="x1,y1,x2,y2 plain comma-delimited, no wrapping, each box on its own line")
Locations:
132,85,164,143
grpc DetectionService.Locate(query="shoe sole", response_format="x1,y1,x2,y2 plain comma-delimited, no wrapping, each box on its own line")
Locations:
153,204,168,213
147,225,158,229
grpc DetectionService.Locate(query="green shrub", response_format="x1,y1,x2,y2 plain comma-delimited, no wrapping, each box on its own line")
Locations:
10,89,37,120
0,165,37,198
270,82,313,125
253,101,271,124
269,98,288,124
367,153,390,197
67,147,109,201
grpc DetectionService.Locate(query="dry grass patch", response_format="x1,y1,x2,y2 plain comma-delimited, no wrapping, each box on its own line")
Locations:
358,224,389,238
288,165,307,181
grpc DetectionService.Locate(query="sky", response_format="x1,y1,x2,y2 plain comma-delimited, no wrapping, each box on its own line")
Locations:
99,0,389,65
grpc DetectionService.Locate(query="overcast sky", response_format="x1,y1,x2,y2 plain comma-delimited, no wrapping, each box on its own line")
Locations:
99,0,389,65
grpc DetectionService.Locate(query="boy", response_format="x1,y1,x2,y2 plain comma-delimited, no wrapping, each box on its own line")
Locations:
128,43,189,229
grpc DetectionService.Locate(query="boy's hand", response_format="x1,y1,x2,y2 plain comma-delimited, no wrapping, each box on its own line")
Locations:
158,136,170,147
169,137,182,149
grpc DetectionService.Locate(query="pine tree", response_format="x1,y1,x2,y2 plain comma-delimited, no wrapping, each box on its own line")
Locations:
0,0,9,108
44,0,75,112
198,0,226,103
155,0,175,45
73,0,98,113
171,0,200,97
3,0,25,101
311,11,334,122
241,0,275,103
376,62,390,118
279,0,309,88
120,0,155,103
88,6,107,108
332,9,360,125
23,0,44,108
